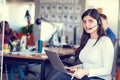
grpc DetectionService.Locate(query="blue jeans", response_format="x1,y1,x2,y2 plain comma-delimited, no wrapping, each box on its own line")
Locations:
49,71,90,80
8,64,25,80
49,71,104,80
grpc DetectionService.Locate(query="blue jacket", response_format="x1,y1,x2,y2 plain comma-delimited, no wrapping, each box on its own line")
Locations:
106,27,116,44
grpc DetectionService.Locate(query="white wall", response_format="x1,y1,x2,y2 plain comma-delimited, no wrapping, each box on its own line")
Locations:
3,1,35,32
85,0,119,37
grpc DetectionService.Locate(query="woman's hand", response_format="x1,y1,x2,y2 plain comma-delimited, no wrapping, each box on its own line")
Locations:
73,69,89,79
65,65,89,79
65,65,80,73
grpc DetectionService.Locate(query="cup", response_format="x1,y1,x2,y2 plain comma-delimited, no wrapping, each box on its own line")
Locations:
38,40,43,53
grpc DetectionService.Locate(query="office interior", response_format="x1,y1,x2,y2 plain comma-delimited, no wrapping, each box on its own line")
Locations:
0,0,120,80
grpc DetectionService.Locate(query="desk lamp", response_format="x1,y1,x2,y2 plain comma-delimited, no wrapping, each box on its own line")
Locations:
36,17,64,47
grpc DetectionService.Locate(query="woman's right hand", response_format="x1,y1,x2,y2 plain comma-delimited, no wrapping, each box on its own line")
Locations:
65,64,80,72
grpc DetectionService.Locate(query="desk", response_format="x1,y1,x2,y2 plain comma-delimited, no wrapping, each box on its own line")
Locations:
3,47,75,80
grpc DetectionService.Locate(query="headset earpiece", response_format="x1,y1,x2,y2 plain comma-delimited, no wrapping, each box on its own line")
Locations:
98,19,101,25
98,14,101,25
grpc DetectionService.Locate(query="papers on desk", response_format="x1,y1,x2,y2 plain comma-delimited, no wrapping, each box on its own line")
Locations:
4,51,37,55
4,51,21,54
4,47,46,56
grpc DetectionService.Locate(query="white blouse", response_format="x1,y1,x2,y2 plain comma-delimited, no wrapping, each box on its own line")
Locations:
79,36,114,80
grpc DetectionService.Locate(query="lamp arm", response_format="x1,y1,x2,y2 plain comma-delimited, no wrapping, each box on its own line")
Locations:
48,28,58,44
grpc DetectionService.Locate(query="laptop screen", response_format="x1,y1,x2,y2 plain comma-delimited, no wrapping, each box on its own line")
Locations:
45,50,67,73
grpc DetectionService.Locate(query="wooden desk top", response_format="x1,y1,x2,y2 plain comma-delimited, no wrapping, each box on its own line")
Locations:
3,53,48,60
44,47,75,55
2,47,75,60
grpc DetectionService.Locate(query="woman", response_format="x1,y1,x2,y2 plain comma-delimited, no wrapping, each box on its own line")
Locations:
3,21,18,44
50,8,114,80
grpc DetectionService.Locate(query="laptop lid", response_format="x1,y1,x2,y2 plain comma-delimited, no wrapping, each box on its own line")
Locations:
45,50,67,73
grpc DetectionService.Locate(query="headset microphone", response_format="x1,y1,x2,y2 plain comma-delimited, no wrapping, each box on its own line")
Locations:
88,25,98,30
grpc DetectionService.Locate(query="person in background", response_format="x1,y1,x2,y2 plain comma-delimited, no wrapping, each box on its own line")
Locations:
100,13,116,44
2,21,25,80
3,21,18,44
50,8,114,80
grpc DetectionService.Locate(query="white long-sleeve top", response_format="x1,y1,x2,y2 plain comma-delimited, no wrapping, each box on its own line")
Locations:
79,36,114,80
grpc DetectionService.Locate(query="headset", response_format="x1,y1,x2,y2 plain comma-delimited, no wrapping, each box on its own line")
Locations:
98,14,102,25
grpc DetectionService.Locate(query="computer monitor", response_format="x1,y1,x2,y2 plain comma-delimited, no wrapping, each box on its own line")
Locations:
40,21,64,46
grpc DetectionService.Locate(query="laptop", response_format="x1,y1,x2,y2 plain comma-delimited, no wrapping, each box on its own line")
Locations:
45,50,73,73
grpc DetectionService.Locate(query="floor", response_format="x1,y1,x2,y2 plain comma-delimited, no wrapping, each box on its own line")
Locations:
2,72,40,80
2,64,41,80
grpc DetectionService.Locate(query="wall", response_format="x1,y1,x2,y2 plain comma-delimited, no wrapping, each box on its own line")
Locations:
2,1,35,32
3,0,119,43
118,1,120,45
85,0,119,37
33,0,85,44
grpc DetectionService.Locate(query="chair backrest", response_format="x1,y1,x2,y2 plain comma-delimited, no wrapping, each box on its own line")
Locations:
111,38,119,77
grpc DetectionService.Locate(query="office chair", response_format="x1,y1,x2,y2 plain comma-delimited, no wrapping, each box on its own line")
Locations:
62,54,81,66
112,38,119,79
61,46,82,66
24,63,40,80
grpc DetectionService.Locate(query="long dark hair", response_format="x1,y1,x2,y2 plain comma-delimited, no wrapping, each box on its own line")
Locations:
75,8,106,56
